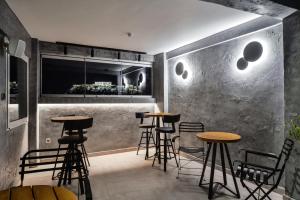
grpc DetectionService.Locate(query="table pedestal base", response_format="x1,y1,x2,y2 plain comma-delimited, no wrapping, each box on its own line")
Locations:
199,143,240,199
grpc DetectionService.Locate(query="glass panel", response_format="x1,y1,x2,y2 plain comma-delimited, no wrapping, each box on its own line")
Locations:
9,55,27,122
86,61,122,95
42,58,85,94
121,66,152,95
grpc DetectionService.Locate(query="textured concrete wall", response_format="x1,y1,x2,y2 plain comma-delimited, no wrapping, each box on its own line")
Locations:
38,104,155,153
283,11,300,199
168,23,284,163
28,39,39,152
200,0,295,19
153,53,165,111
0,0,30,189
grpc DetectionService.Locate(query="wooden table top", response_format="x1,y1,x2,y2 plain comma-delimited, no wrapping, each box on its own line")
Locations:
197,132,241,143
0,185,77,200
145,112,173,117
51,115,92,123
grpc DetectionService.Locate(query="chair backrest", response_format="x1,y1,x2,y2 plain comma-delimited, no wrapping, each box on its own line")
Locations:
274,138,294,185
64,117,93,139
179,122,205,147
162,114,181,132
135,112,150,124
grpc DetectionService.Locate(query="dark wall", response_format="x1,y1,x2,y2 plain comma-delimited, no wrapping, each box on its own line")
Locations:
168,22,284,163
153,53,165,112
0,0,31,189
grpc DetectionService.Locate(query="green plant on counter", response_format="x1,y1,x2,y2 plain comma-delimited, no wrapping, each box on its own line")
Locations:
125,84,141,95
68,83,118,95
289,115,300,141
68,84,87,94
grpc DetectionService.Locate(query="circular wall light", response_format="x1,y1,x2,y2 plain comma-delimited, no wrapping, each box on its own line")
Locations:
243,41,263,62
182,70,188,79
237,57,248,70
175,62,184,75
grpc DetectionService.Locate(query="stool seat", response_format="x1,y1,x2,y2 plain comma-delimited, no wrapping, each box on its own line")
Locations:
157,127,174,133
139,124,155,128
58,136,87,144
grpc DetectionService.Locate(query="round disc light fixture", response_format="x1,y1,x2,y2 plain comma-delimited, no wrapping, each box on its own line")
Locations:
182,70,188,79
243,41,263,62
237,57,248,70
175,62,184,75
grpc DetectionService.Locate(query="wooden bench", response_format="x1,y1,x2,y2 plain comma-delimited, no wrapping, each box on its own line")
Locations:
0,185,77,200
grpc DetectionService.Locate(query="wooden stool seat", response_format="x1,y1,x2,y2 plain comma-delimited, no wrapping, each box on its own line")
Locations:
0,185,77,200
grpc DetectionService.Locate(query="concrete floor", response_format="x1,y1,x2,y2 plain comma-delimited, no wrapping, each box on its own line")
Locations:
23,150,283,200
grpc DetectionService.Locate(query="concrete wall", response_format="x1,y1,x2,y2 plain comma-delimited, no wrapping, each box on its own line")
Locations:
283,11,300,199
153,53,165,112
201,0,295,19
38,104,155,153
167,20,284,163
0,0,30,189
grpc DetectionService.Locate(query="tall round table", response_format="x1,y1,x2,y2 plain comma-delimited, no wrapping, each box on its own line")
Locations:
197,131,241,199
145,112,173,171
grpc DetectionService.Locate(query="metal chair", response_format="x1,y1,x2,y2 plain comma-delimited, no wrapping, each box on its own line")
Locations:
234,138,294,200
19,148,92,199
135,112,155,159
172,122,206,178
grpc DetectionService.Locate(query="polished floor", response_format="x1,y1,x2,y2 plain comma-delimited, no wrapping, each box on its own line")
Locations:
24,150,283,200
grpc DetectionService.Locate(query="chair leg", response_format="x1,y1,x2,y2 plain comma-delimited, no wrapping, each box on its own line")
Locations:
176,151,181,179
170,140,179,167
75,150,85,195
81,144,90,167
136,131,145,155
52,144,61,180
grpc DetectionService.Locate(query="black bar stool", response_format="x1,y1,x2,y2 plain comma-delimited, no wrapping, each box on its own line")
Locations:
153,114,180,171
135,112,155,159
54,117,93,188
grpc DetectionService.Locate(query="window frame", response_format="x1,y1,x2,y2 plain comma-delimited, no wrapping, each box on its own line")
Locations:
40,54,153,97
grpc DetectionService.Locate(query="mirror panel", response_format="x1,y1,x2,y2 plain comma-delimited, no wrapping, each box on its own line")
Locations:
8,55,28,123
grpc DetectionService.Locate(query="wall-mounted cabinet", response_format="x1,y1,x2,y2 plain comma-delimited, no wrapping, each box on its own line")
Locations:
41,55,152,98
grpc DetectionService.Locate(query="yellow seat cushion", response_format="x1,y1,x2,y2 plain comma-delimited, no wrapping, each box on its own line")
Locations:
53,186,77,200
10,186,33,200
32,185,57,200
0,189,9,200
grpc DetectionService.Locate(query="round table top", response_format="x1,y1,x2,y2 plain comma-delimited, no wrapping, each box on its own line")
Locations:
145,112,173,117
51,115,92,123
196,131,241,143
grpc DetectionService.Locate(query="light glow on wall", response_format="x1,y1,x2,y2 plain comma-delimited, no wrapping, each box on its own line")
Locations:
234,38,270,76
174,59,192,85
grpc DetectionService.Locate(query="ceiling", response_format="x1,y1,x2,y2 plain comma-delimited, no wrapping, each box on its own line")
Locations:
6,0,260,54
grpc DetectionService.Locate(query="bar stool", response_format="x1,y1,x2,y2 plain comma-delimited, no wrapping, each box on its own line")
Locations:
135,112,155,159
153,114,180,171
53,118,93,181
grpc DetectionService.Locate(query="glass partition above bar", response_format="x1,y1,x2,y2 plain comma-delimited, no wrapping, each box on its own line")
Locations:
41,55,153,97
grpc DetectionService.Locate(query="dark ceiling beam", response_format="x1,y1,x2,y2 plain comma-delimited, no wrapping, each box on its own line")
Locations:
200,0,296,19
270,0,300,10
